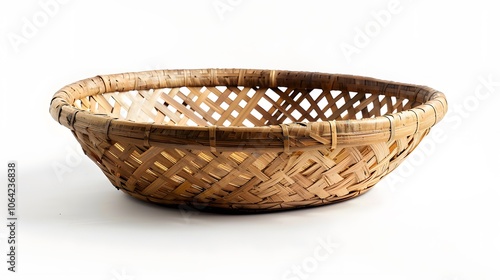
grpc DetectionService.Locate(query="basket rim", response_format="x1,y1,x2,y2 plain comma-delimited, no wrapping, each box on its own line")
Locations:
49,68,447,152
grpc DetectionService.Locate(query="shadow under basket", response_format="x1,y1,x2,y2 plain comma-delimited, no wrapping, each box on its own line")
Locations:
50,69,447,213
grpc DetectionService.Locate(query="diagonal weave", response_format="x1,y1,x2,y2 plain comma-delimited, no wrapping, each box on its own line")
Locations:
50,69,447,212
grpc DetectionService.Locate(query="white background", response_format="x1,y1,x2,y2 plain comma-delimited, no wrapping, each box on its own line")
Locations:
1,0,499,279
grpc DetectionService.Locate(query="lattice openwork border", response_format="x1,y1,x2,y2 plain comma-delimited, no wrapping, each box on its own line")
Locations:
75,86,413,127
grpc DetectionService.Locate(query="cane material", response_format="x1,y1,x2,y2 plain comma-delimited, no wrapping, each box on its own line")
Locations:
50,69,447,212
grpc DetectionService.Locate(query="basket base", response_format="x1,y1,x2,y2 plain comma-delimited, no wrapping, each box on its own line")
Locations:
118,187,374,214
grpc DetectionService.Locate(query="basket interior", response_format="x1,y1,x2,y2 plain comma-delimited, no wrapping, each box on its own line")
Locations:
73,86,418,126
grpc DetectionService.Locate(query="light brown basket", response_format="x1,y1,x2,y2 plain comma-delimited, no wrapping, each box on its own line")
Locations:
50,69,447,212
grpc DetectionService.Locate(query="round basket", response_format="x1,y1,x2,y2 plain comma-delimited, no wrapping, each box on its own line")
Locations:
50,69,447,212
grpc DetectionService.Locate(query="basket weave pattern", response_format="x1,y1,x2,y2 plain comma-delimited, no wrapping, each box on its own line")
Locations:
50,69,447,212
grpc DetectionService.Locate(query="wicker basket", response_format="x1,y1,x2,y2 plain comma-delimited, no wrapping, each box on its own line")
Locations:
50,69,447,212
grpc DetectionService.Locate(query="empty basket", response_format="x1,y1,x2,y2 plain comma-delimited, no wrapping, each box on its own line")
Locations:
49,69,447,212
